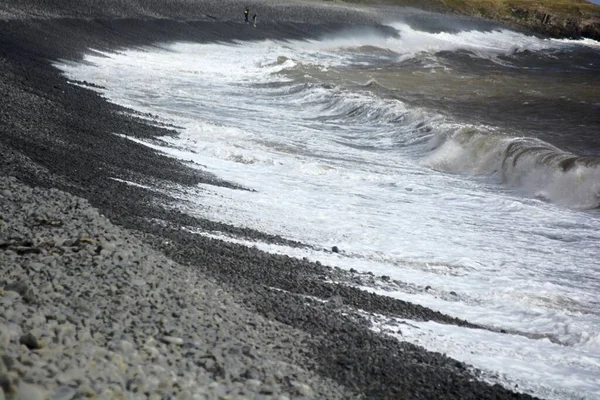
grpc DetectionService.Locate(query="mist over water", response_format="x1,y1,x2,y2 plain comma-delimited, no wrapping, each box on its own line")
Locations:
57,14,600,400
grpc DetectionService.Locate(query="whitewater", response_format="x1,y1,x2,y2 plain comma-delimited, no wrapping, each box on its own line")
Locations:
56,19,600,400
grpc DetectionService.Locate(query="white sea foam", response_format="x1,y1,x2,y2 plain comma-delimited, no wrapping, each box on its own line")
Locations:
302,22,571,62
552,36,600,49
55,26,600,400
369,316,600,400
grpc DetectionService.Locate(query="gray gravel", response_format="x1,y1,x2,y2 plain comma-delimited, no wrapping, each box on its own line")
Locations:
0,176,349,399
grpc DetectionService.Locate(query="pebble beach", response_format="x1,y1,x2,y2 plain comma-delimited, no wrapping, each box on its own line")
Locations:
1,0,542,398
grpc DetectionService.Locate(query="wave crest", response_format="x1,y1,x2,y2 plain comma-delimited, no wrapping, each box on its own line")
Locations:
425,128,600,209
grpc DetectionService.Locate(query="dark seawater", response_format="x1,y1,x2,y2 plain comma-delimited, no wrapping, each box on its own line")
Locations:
352,45,600,155
275,16,600,209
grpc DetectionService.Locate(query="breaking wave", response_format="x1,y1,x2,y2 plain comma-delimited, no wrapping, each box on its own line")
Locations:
272,25,600,210
311,21,587,64
269,69,599,210
425,128,600,209
265,67,599,210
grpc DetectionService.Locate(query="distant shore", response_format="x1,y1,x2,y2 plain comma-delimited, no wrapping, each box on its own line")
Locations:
340,0,600,40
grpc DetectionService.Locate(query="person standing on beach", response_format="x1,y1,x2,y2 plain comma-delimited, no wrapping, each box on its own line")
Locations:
244,7,249,23
252,13,257,27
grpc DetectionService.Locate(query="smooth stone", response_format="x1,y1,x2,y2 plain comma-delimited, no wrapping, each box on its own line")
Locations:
245,379,261,390
0,373,17,396
50,386,76,400
76,385,96,398
1,356,14,372
160,336,184,345
112,340,135,357
242,367,261,380
56,325,75,347
20,333,43,350
328,295,343,306
292,382,314,398
260,385,276,395
75,327,91,342
55,369,84,386
2,291,21,306
39,283,53,293
27,263,45,273
5,281,35,303
131,279,145,287
174,390,192,400
18,381,48,400
126,377,146,393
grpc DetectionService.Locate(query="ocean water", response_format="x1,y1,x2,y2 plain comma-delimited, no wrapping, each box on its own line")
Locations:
56,15,600,400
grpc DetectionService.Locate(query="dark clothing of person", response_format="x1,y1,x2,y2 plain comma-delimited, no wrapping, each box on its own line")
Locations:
244,8,249,23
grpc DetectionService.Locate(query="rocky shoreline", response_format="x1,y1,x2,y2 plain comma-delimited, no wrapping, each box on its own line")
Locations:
449,1,600,41
337,0,600,40
1,0,543,399
1,176,352,399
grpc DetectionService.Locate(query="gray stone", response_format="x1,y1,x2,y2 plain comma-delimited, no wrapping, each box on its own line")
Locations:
55,369,83,385
20,333,43,350
75,385,96,398
160,336,184,346
328,295,343,306
54,314,67,324
39,282,54,293
110,340,135,358
18,381,48,400
56,325,75,347
126,377,146,393
75,326,92,342
174,390,192,400
2,291,21,306
0,373,17,397
245,379,261,391
207,382,227,397
5,281,35,304
0,356,13,373
29,313,47,327
242,366,261,380
50,386,76,400
260,384,277,395
292,382,314,398
144,375,161,393
27,262,45,273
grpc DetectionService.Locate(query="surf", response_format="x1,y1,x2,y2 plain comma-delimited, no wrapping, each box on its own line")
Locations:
54,18,600,400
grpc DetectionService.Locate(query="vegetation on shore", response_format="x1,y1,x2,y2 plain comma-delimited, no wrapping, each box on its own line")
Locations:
444,0,600,40
345,0,600,40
